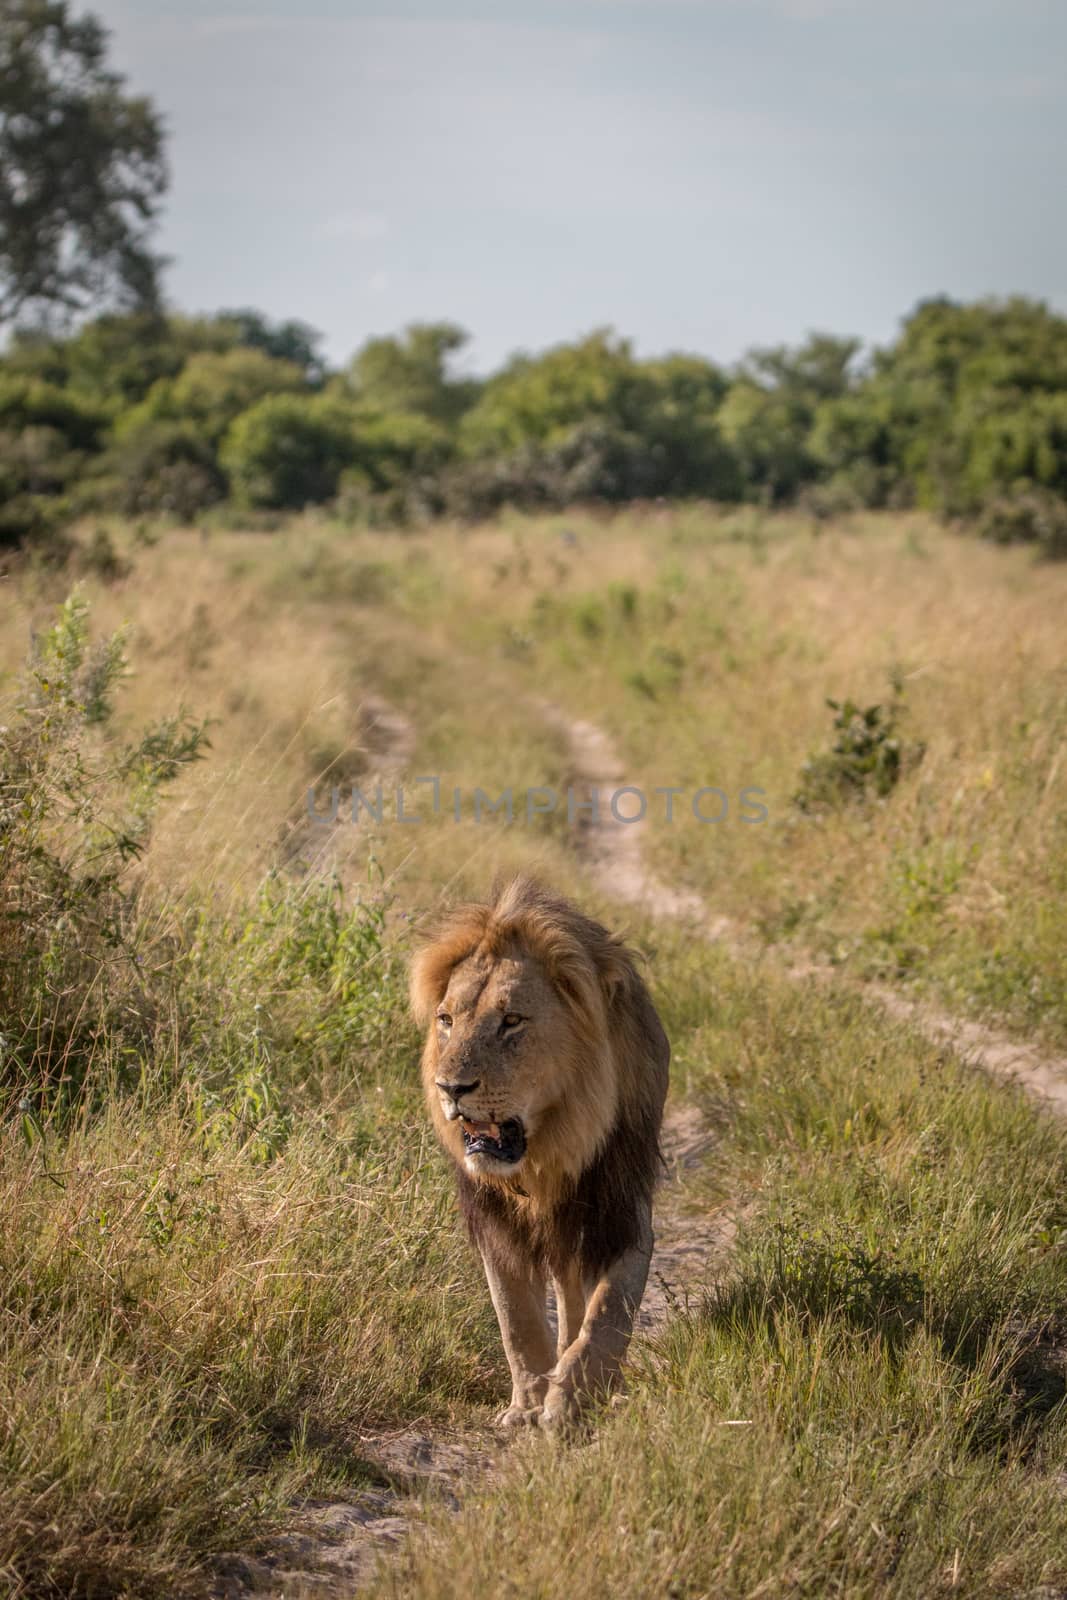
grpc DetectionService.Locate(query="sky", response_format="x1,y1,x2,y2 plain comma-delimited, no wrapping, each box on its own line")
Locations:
92,0,1067,374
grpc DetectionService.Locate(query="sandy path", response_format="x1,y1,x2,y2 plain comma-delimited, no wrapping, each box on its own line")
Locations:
280,693,416,875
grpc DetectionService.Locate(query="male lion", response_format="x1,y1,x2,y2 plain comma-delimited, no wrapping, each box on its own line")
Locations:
411,875,670,1428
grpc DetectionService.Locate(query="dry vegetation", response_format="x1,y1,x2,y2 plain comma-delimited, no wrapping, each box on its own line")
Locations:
2,504,1067,1598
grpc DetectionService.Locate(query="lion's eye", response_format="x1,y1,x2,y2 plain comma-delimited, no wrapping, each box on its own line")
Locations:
436,1013,452,1028
502,1013,524,1029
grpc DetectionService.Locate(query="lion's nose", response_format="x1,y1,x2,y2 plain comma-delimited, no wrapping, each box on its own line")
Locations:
436,1078,480,1102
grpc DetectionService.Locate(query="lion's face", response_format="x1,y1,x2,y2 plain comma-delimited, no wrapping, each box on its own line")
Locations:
428,948,570,1176
412,877,655,1204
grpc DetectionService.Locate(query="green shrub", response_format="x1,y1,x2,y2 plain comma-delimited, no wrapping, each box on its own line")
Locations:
0,379,108,546
0,376,107,452
976,487,1067,559
221,393,358,508
0,593,209,1102
347,320,480,424
717,380,817,503
795,686,923,811
118,347,308,446
107,419,226,519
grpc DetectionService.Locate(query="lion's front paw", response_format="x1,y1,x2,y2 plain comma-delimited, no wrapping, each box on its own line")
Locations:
537,1382,583,1432
496,1403,544,1430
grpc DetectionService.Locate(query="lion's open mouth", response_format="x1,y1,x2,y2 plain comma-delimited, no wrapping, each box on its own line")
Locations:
461,1117,526,1164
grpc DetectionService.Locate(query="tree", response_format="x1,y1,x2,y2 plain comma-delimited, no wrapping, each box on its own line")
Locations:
0,1,167,326
717,382,816,503
446,333,742,510
347,322,480,425
3,311,235,414
739,333,862,403
118,348,308,445
214,308,325,382
221,394,359,508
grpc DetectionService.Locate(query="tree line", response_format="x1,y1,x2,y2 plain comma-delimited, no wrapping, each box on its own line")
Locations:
2,3,1066,554
2,299,1067,554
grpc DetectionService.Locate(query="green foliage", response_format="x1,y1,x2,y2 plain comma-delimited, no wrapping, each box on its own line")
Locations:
0,377,108,541
0,373,107,449
453,330,739,512
958,391,1067,507
0,593,209,1098
347,320,480,425
214,306,325,380
4,311,236,413
0,1,167,324
118,346,307,446
107,419,226,518
795,687,922,811
718,380,816,503
221,393,359,508
2,298,1067,546
844,297,1067,519
343,407,453,522
740,332,862,400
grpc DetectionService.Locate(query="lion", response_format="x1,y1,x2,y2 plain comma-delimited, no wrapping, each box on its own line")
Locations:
410,875,670,1428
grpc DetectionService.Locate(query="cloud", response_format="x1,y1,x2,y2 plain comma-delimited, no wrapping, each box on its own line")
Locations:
367,270,390,294
318,210,390,242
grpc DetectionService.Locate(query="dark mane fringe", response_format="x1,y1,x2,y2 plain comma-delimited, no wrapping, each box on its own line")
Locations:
456,1093,664,1280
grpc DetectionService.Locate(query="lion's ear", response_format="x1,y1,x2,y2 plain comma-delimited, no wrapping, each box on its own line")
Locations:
409,910,487,1025
596,941,637,1008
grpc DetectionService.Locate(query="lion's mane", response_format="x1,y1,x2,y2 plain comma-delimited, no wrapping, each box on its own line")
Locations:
411,875,670,1279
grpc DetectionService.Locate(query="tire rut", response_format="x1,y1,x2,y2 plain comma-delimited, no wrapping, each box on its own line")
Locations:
546,699,1067,1119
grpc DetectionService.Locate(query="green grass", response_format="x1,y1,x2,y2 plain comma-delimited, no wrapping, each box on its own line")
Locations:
3,509,1067,1597
325,504,1067,1046
1,1099,503,1597
1,859,506,1598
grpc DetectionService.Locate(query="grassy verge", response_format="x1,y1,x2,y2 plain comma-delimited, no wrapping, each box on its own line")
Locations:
271,502,1066,1046
1,1101,499,1597
0,592,513,1597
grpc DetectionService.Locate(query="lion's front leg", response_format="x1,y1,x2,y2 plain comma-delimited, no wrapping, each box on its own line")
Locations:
541,1206,652,1429
481,1249,555,1428
552,1262,587,1362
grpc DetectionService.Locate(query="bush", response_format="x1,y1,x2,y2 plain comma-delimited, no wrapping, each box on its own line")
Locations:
0,594,209,1102
0,379,108,546
221,393,359,508
717,381,817,503
455,330,741,505
106,420,226,519
118,348,308,446
0,376,107,452
441,416,731,519
976,488,1067,559
794,686,923,812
